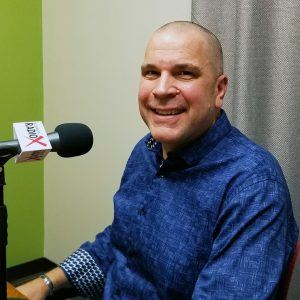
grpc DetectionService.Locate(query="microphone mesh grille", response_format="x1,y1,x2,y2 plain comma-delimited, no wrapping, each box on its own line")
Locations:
55,123,93,157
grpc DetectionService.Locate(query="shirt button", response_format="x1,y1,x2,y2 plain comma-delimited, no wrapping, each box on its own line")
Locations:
139,207,147,216
114,288,121,296
128,249,137,258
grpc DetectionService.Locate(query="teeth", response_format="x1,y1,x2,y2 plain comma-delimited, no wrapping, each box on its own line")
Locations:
155,109,182,115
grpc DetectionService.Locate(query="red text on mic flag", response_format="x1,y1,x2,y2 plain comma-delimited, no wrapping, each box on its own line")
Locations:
25,135,48,147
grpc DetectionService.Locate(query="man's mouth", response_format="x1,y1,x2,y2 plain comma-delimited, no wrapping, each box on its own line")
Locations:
153,108,185,116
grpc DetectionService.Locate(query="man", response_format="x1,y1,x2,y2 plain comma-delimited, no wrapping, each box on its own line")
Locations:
18,21,298,299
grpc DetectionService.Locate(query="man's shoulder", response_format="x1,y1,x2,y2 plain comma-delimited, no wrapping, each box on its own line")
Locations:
218,126,288,195
125,133,156,166
224,126,282,172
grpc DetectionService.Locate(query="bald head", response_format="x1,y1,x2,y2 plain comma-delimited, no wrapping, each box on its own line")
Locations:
139,21,229,155
149,21,224,76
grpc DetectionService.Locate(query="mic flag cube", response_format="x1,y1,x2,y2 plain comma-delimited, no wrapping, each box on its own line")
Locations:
13,121,52,163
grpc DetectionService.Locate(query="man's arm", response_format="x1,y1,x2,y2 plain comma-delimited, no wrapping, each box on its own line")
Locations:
16,267,70,300
17,225,113,299
191,178,298,299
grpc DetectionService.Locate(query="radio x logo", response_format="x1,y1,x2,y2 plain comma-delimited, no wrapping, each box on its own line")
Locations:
25,135,47,147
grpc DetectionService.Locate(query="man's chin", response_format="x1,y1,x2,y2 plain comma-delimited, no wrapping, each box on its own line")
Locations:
150,132,182,148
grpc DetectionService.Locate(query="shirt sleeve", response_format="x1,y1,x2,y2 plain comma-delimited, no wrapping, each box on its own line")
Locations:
59,225,114,297
191,177,298,300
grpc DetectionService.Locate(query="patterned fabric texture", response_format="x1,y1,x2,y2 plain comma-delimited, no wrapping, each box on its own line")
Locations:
60,248,105,297
59,111,298,299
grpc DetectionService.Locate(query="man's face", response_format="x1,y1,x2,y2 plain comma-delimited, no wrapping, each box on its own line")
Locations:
138,29,227,157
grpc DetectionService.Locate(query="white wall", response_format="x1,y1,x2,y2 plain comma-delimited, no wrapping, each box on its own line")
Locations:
43,0,191,262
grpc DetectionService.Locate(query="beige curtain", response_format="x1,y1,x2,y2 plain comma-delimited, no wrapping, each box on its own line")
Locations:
192,1,300,298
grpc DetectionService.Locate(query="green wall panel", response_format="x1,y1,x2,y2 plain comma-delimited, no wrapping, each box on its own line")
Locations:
0,1,44,267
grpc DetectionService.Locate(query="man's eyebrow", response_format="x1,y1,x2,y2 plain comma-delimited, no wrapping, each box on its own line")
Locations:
173,64,202,74
141,64,157,70
141,63,202,73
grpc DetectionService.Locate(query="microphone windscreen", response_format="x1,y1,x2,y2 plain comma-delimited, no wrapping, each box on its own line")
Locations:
55,123,93,157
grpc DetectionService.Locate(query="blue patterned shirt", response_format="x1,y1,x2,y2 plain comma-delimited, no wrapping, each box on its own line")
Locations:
60,111,298,299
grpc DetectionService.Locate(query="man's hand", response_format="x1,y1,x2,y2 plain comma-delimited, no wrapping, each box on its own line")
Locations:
17,277,49,300
16,267,70,300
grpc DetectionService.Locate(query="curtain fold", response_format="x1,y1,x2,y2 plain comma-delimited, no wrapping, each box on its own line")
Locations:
192,1,299,298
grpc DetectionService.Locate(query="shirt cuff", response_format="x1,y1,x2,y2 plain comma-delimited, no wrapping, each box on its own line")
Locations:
59,248,105,297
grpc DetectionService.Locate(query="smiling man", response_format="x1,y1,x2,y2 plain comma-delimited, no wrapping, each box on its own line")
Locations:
139,22,227,158
18,21,298,300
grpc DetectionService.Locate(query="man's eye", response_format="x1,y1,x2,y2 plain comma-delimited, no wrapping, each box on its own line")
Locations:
177,71,195,79
143,70,159,79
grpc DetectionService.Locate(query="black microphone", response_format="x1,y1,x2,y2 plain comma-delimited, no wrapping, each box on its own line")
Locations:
0,123,93,158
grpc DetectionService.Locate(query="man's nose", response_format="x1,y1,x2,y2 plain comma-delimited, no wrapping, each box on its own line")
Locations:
152,74,178,99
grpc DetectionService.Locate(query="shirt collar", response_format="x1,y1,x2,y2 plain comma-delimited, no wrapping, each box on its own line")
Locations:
176,110,232,166
145,110,232,170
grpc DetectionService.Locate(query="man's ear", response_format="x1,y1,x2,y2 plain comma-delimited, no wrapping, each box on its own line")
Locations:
215,74,228,108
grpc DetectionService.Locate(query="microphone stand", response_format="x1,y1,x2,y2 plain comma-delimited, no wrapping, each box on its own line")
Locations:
0,152,16,300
